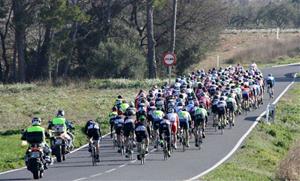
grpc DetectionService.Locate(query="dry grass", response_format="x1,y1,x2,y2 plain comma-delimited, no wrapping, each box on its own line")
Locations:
194,32,300,70
277,141,300,181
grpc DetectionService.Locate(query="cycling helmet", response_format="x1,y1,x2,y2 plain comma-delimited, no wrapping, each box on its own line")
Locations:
117,95,123,99
220,97,225,101
112,106,118,111
268,73,272,76
139,115,146,123
127,109,135,116
199,104,204,108
32,117,41,126
129,101,135,108
57,109,65,117
168,108,175,113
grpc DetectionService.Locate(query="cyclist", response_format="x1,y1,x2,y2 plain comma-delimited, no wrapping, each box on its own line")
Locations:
193,104,208,146
217,97,227,129
119,100,130,115
109,107,118,138
84,120,101,162
123,109,136,158
48,110,73,151
152,107,165,148
135,116,149,160
166,108,179,149
21,117,52,168
226,94,237,126
114,114,125,153
266,73,275,98
178,107,192,147
159,116,172,157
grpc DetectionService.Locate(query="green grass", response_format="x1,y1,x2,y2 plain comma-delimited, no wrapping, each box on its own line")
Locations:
203,83,300,181
0,79,165,172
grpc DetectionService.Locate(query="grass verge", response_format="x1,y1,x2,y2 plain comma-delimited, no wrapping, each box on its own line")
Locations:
202,83,300,181
0,79,165,172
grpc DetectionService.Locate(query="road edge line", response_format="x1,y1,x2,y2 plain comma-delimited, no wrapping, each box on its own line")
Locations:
186,73,297,181
0,132,111,175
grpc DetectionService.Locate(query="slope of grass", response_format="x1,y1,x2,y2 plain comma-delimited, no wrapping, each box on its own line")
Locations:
203,83,300,181
0,79,164,172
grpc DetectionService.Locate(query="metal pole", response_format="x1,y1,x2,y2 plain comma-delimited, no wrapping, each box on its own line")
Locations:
168,66,171,85
217,55,220,67
276,27,280,40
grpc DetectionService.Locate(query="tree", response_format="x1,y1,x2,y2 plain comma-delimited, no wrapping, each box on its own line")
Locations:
0,0,12,82
146,0,157,79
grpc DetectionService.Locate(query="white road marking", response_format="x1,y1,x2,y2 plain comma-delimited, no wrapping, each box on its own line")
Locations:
0,132,111,175
185,73,298,181
90,172,103,178
271,62,300,68
119,164,126,168
72,177,87,181
105,168,116,173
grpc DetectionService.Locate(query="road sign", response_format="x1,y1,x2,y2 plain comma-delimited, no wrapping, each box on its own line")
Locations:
163,52,176,66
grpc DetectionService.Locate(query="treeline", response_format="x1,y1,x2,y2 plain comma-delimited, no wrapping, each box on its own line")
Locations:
0,0,226,83
226,0,300,28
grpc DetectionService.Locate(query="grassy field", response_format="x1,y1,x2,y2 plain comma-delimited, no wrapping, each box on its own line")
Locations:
0,79,165,172
203,83,300,181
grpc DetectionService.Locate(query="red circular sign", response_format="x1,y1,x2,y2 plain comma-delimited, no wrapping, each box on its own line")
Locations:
163,52,176,66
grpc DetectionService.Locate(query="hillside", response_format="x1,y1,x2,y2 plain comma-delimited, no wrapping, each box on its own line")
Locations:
195,31,300,71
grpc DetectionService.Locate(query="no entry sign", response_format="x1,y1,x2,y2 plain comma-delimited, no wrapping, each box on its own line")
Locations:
163,52,176,66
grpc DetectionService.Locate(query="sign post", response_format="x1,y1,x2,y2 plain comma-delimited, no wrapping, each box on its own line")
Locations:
163,52,176,85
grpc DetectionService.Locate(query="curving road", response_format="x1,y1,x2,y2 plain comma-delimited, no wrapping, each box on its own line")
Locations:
0,64,299,181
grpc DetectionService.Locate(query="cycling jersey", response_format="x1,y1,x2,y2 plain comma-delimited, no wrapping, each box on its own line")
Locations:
85,121,101,141
135,122,148,143
124,116,135,137
167,113,179,133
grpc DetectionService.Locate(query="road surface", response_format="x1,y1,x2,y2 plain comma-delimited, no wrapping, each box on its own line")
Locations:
0,64,299,181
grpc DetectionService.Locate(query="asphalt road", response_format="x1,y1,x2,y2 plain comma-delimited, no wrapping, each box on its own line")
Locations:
0,64,299,181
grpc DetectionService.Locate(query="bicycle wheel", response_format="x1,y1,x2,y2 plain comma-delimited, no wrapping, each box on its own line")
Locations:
92,146,96,166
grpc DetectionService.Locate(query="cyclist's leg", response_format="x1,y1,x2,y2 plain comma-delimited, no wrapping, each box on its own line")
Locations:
185,122,190,147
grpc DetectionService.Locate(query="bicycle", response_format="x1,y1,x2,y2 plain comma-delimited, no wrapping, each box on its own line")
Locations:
267,84,274,99
227,108,235,129
126,133,134,160
117,131,125,156
193,123,203,150
137,141,146,165
90,139,99,166
178,128,187,152
162,134,169,160
218,113,227,134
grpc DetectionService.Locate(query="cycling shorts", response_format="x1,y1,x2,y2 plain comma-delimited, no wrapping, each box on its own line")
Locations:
179,121,189,130
153,121,160,130
123,123,135,137
194,118,205,128
87,129,100,141
171,122,177,134
135,131,148,143
267,82,274,88
242,93,249,100
212,104,218,114
217,106,226,115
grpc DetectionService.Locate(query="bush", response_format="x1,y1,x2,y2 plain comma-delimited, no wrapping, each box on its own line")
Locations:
87,79,166,89
86,40,146,79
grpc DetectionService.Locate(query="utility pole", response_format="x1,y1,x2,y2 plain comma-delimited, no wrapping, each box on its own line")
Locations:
170,0,177,85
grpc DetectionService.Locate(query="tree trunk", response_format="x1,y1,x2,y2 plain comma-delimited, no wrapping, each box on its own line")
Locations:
0,34,9,82
13,0,26,82
12,40,17,82
170,0,177,53
146,0,157,79
37,25,51,79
